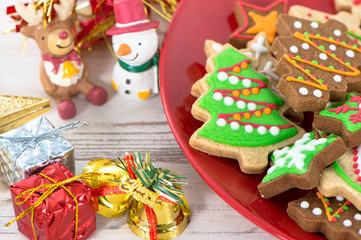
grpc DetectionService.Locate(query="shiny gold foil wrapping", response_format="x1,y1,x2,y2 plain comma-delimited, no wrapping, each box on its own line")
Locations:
0,95,50,134
128,194,191,240
83,158,133,218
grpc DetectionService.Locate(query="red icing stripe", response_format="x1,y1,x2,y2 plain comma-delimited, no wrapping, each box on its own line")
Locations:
231,0,288,40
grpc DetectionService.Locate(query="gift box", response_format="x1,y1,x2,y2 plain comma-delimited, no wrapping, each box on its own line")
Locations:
9,162,96,240
0,116,75,185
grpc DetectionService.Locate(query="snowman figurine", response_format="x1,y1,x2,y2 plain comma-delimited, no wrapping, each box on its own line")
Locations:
107,0,160,100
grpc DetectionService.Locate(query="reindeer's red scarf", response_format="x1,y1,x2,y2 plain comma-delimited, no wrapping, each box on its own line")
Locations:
41,51,81,74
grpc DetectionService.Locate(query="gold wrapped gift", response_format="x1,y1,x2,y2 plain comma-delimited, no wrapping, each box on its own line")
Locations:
0,95,50,134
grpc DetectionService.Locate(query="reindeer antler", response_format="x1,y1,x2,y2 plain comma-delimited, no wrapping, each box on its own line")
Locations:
15,2,43,26
54,0,75,21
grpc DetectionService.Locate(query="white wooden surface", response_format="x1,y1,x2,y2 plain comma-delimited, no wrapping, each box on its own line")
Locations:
0,2,276,239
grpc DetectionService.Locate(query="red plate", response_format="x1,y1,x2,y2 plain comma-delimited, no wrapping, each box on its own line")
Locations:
160,0,336,239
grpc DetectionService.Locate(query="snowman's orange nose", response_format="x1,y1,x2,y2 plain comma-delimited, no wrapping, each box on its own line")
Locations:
116,44,131,56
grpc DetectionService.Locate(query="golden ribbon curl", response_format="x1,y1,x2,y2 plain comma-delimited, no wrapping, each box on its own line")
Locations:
5,172,116,240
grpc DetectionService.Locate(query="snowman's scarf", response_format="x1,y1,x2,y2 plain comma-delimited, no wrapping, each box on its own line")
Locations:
118,52,159,73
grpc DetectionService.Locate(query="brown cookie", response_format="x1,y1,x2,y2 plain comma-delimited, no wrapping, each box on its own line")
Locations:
228,0,287,49
189,42,304,174
272,14,361,112
314,93,361,147
288,191,361,240
288,5,361,38
258,131,347,199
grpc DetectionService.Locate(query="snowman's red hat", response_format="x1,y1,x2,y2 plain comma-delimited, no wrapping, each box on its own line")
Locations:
106,0,159,36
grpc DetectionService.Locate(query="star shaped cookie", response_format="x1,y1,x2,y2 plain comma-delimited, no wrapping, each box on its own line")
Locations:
228,0,287,49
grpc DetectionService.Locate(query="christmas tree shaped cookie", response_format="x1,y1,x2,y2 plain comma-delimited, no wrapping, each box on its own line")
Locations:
192,34,279,98
0,95,50,134
258,132,347,199
318,144,361,211
314,93,361,147
288,191,361,240
189,43,304,174
288,5,361,39
272,14,361,112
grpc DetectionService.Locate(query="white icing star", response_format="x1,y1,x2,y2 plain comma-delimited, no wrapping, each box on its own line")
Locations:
259,61,280,81
251,36,268,59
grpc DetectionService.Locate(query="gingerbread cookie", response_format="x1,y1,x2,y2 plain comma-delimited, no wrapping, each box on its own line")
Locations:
272,14,361,112
314,93,361,147
258,131,347,199
228,0,287,49
189,43,304,174
288,191,361,240
318,144,361,211
288,5,361,39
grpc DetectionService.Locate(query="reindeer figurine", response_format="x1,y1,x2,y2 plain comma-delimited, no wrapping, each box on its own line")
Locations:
15,0,108,119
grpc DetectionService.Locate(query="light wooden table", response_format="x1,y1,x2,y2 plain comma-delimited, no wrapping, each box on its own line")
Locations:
0,2,276,239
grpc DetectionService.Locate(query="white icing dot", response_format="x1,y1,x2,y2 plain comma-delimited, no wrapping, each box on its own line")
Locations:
229,76,239,85
302,43,309,50
245,125,253,133
230,122,240,130
336,196,345,201
310,22,319,29
334,29,341,37
290,46,298,53
270,126,280,136
359,229,361,235
329,44,336,51
300,201,309,209
242,79,252,87
319,53,327,61
346,49,355,58
248,103,257,110
213,92,223,101
343,219,352,227
313,89,322,98
212,43,223,52
216,118,227,127
333,75,342,82
299,87,308,95
312,208,322,216
355,214,361,221
237,101,246,109
257,126,267,135
223,97,234,106
293,21,302,29
217,72,228,81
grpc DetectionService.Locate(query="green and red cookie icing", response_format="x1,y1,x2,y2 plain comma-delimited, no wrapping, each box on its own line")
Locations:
197,47,298,147
320,93,361,132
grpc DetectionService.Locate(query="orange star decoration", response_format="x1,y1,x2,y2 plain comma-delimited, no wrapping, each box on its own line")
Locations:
228,0,287,49
246,11,278,44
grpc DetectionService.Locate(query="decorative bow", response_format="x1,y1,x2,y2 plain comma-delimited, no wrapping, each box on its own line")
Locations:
41,51,82,74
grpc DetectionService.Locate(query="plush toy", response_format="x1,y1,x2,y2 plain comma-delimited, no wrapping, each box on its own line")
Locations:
15,0,108,119
107,0,160,101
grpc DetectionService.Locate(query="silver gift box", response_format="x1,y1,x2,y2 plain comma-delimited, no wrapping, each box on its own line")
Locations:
0,116,75,185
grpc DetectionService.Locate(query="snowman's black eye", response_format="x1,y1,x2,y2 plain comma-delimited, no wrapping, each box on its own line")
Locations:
138,43,141,46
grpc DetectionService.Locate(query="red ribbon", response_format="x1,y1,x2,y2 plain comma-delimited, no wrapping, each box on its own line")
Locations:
124,154,158,240
41,51,81,74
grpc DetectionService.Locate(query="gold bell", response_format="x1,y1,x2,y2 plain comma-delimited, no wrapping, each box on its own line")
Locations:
82,158,132,218
128,195,191,240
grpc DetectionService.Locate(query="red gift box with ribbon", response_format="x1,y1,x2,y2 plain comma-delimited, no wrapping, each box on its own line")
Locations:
8,162,96,240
